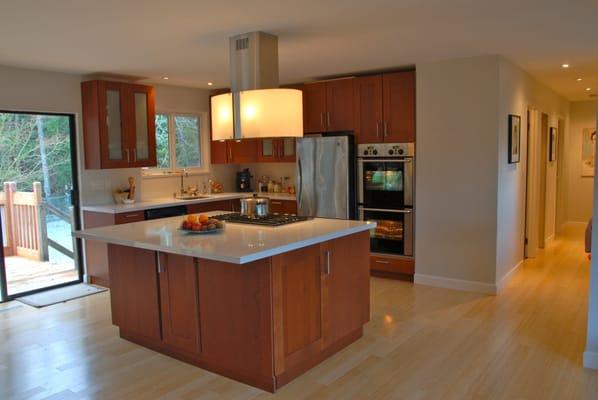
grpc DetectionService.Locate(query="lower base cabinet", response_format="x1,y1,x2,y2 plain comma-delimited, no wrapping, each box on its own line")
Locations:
370,254,414,281
106,230,370,392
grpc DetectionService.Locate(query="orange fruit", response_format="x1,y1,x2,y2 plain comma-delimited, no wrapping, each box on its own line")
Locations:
199,214,209,223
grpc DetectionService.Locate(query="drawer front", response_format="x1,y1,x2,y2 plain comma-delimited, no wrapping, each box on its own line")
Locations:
187,200,233,214
370,255,414,275
270,200,297,215
114,211,145,224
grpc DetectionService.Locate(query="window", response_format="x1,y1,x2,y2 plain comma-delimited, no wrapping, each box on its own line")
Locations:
143,113,208,176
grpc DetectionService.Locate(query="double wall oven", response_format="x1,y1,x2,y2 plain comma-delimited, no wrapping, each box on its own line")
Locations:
358,143,414,257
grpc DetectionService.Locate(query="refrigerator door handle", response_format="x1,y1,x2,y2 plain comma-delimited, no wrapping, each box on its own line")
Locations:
297,158,303,206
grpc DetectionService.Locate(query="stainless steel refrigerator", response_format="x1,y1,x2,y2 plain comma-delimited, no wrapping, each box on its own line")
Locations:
296,135,356,219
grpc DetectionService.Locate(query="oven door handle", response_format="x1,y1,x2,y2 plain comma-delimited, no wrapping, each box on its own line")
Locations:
359,207,413,214
358,158,412,163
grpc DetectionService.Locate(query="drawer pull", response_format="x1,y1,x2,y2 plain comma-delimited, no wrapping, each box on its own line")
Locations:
375,260,390,264
124,213,141,218
271,201,282,205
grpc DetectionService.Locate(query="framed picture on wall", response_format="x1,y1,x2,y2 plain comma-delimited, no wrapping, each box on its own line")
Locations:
549,127,557,162
508,114,521,164
582,127,596,177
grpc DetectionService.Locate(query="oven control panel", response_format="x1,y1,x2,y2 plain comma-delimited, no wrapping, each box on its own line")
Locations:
357,142,415,158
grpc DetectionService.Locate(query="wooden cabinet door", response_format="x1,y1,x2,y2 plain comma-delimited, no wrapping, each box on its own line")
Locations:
210,140,228,164
282,200,298,215
354,75,384,144
114,211,145,224
158,253,201,354
107,245,161,341
228,139,258,163
126,84,157,168
269,200,284,214
320,231,370,348
257,139,277,163
382,71,416,143
278,138,296,163
302,82,327,133
187,200,233,214
325,79,354,132
97,81,130,168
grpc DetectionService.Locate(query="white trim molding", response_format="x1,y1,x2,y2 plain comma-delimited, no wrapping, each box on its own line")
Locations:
414,273,496,295
583,350,598,370
496,260,524,293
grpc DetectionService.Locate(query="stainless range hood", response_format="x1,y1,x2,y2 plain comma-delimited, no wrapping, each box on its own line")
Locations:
211,32,303,141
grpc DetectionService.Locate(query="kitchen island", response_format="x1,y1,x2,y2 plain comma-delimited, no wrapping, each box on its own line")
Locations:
74,214,375,392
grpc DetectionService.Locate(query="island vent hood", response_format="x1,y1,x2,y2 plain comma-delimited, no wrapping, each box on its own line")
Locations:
211,31,303,141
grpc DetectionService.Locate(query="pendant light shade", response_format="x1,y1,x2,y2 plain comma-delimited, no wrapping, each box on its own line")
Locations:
239,88,303,138
210,92,233,141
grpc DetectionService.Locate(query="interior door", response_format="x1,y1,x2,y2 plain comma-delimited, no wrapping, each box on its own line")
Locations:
382,71,416,143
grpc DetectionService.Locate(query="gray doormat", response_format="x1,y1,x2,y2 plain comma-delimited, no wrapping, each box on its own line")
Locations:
16,283,107,308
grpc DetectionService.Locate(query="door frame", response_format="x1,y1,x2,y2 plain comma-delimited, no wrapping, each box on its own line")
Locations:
0,110,83,302
525,108,541,258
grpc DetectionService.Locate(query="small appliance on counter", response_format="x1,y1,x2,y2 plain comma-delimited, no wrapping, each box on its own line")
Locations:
236,168,253,192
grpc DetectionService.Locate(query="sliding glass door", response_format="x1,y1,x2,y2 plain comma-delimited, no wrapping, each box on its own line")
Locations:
0,111,82,302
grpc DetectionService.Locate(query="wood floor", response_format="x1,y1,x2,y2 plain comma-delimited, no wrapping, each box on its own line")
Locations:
1,223,597,399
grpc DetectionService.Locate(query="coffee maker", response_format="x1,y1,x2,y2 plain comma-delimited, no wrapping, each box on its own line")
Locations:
236,168,253,192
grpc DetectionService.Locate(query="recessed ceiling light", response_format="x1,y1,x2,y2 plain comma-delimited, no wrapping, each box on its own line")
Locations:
208,82,213,86
162,76,169,80
561,63,570,68
577,78,583,81
586,87,592,91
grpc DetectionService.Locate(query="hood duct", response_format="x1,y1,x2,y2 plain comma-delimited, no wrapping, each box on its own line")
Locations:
211,32,303,141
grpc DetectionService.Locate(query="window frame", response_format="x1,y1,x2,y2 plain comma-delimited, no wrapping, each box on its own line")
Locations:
142,111,210,178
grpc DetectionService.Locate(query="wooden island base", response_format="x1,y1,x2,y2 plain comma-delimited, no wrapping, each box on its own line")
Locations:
107,231,370,392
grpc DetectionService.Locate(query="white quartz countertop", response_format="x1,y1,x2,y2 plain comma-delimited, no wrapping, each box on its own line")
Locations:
73,212,375,264
81,192,297,214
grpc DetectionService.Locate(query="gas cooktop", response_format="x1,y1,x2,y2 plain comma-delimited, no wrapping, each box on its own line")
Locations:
214,213,310,227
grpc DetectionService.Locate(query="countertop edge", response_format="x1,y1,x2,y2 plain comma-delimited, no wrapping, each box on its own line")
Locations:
73,223,373,264
81,193,297,214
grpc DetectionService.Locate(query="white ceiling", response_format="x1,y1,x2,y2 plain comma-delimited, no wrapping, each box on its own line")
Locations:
1,0,597,101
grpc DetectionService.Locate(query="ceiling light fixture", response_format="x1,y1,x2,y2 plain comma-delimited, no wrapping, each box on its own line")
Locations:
561,63,570,68
208,82,213,86
577,78,583,81
586,87,592,91
162,76,169,80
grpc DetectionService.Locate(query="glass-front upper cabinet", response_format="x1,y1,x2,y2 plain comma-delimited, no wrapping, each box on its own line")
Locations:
128,84,156,167
257,138,296,163
279,138,296,162
81,80,157,169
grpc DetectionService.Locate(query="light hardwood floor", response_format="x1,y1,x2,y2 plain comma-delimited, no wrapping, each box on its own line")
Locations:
1,223,597,399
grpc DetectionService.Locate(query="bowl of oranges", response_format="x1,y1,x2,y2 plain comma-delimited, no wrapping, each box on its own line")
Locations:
180,214,224,234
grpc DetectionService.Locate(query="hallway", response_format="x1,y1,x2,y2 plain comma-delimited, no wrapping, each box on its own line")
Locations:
1,224,597,399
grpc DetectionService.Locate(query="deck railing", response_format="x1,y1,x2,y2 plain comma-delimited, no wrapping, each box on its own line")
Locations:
0,182,48,261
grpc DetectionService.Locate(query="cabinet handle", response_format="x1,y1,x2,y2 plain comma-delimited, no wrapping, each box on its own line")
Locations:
229,146,233,161
383,122,388,137
376,122,380,137
125,148,130,162
375,260,390,264
124,213,141,218
132,148,137,162
320,112,324,128
325,250,331,275
271,201,282,205
327,112,331,128
157,252,165,273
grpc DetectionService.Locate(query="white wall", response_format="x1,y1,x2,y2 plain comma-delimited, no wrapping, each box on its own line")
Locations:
584,101,598,370
415,55,500,289
496,59,570,284
567,100,596,223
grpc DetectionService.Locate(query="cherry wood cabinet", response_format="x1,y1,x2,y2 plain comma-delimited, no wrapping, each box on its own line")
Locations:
210,140,229,164
81,80,156,169
269,200,297,215
370,254,415,282
382,71,416,143
257,138,296,163
186,200,235,214
158,253,202,354
354,71,415,144
303,79,354,133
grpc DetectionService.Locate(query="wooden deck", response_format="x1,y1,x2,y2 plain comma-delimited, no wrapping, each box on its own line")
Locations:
4,256,78,295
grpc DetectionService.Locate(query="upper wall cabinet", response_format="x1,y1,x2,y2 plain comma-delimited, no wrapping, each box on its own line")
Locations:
257,138,296,163
81,80,157,169
354,71,415,143
303,79,354,133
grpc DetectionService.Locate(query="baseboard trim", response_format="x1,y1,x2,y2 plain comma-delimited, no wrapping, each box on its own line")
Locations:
583,350,598,370
414,273,496,295
496,260,524,293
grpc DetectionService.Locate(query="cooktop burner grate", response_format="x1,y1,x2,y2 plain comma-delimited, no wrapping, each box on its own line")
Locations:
214,213,310,227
